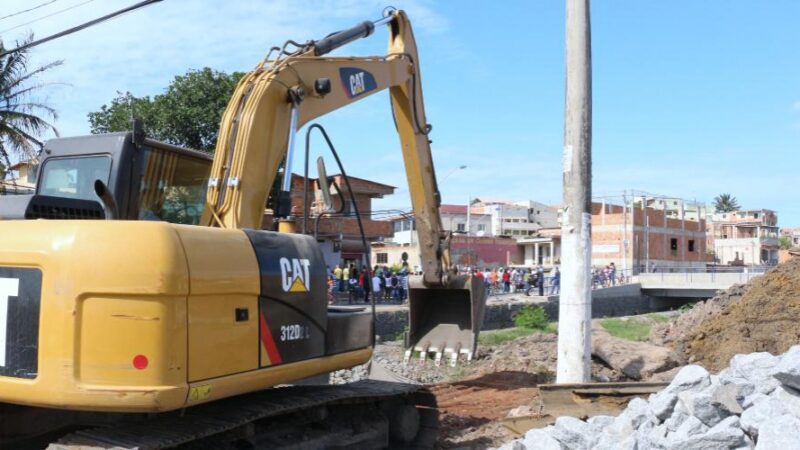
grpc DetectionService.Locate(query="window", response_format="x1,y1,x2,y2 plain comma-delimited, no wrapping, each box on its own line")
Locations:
688,240,695,252
393,221,402,233
456,223,466,232
670,238,678,256
477,224,486,231
137,149,210,225
754,213,759,219
376,253,388,264
39,155,112,201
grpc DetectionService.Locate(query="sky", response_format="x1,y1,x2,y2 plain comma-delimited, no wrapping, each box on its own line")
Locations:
1,0,799,224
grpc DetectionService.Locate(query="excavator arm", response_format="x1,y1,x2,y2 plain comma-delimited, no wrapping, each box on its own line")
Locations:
202,9,485,359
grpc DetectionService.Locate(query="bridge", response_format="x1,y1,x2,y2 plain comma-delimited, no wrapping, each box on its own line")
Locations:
635,271,763,298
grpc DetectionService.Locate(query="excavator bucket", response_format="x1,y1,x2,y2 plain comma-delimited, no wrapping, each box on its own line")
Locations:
405,275,486,366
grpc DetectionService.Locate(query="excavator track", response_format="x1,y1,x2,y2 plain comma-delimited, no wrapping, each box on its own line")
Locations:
47,380,438,450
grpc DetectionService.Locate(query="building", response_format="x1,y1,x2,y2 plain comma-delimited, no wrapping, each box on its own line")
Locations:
0,160,36,194
372,235,522,271
440,204,492,236
708,209,779,265
262,173,395,269
592,201,709,273
518,227,561,267
632,196,708,221
389,204,493,246
517,200,710,273
470,198,559,239
781,227,800,248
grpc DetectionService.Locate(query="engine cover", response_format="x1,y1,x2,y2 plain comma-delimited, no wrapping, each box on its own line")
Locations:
243,230,328,367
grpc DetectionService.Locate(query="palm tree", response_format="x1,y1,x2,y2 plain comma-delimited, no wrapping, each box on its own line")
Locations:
0,34,62,169
713,193,741,213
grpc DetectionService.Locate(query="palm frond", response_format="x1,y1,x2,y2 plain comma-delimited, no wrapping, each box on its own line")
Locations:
0,33,60,159
2,59,63,95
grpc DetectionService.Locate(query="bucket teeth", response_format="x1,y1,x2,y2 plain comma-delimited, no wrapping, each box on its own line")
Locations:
418,344,430,366
403,349,412,366
434,343,445,367
448,351,459,367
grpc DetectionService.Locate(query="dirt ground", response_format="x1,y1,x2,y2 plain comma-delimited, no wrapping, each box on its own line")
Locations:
421,259,800,447
650,283,748,352
432,371,545,449
682,258,800,372
423,331,630,448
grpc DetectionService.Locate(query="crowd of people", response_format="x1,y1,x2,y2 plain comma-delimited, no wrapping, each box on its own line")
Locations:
328,263,413,304
327,260,624,304
467,265,561,296
462,261,624,296
592,262,622,288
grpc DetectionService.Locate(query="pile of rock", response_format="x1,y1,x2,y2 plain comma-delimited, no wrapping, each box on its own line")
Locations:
498,346,800,449
329,364,368,384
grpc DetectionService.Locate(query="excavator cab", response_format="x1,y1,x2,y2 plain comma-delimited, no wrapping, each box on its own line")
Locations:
406,274,486,365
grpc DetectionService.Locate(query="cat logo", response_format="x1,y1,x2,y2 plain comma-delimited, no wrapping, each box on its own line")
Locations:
349,71,366,96
339,67,377,99
280,257,311,293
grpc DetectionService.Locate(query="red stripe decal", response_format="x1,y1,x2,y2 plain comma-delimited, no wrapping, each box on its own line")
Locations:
259,312,283,365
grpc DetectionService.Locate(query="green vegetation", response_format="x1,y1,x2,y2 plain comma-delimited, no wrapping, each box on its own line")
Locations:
713,193,740,213
678,303,695,313
88,68,244,151
780,236,792,250
513,305,550,330
646,313,671,323
479,327,538,346
0,34,62,165
599,318,651,342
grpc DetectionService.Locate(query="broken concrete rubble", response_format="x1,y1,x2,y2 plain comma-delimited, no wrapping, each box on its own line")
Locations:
591,324,679,380
493,345,800,450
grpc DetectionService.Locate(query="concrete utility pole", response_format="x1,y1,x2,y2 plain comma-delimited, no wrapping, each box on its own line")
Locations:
557,0,593,384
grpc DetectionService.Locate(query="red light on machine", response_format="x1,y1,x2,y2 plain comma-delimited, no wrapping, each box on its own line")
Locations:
132,354,149,370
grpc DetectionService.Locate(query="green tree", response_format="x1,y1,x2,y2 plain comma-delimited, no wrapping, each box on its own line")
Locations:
0,35,62,167
88,68,244,152
779,236,793,250
713,193,741,213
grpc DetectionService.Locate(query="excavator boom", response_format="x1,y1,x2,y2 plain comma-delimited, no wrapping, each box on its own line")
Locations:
202,9,485,358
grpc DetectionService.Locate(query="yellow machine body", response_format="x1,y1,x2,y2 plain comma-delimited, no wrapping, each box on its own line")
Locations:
0,220,369,412
0,10,484,419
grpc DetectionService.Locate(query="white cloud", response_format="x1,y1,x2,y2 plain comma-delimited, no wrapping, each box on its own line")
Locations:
0,0,448,138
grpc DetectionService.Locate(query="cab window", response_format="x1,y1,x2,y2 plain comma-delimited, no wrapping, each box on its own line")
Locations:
138,147,210,225
38,156,112,201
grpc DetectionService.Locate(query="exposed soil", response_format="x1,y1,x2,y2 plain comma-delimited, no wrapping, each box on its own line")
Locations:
428,331,631,448
682,258,800,372
650,283,749,351
432,371,545,449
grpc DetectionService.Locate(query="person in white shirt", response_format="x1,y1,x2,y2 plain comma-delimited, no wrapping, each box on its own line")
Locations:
372,273,382,302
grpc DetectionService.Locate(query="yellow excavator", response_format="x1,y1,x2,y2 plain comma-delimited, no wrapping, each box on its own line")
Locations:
0,9,485,449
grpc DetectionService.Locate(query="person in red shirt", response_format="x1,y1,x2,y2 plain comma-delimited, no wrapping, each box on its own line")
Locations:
502,269,511,293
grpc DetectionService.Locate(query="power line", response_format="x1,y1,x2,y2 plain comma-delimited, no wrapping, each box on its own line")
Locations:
0,0,60,22
0,0,163,58
0,0,96,35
